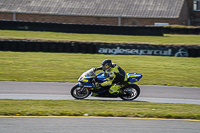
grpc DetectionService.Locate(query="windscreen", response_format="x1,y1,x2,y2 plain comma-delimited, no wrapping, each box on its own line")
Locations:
78,68,96,81
84,69,96,77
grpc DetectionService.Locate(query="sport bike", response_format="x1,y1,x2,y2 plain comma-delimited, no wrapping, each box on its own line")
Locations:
71,68,142,101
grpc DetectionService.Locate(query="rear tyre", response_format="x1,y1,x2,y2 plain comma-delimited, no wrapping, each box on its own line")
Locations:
120,84,140,101
71,85,91,99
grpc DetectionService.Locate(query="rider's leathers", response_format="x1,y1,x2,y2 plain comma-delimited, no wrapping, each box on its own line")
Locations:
96,63,127,95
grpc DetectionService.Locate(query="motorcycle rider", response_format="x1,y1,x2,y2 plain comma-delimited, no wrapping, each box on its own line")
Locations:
93,59,127,96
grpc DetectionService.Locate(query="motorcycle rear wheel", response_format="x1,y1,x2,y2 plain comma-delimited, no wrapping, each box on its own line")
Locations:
120,84,140,101
71,85,91,99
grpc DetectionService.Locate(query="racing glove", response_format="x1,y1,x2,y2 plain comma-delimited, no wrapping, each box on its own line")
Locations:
92,68,96,72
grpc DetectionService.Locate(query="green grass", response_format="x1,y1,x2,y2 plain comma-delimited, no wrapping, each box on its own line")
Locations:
0,30,200,45
0,99,200,120
0,30,199,119
0,51,200,87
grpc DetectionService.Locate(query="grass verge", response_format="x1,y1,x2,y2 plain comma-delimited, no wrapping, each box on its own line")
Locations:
0,51,200,87
0,99,199,120
0,30,200,45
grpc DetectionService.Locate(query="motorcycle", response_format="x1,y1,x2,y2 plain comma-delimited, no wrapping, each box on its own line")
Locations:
71,68,142,101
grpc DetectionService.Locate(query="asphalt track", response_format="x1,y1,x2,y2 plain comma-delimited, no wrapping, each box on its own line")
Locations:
0,117,200,133
0,81,200,104
0,81,200,133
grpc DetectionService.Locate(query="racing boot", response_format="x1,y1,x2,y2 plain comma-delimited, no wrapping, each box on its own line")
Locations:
119,89,130,97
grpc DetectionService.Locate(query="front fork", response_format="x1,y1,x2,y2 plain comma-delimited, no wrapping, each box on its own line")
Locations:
76,82,86,94
76,82,95,94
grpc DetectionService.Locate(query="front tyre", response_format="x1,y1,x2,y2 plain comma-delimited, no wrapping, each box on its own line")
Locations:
120,84,140,101
71,85,91,99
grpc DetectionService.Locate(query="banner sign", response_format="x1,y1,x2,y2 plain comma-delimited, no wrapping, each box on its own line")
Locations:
97,45,189,57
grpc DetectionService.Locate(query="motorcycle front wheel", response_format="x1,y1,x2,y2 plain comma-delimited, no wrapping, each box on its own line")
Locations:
120,84,140,101
71,85,91,99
